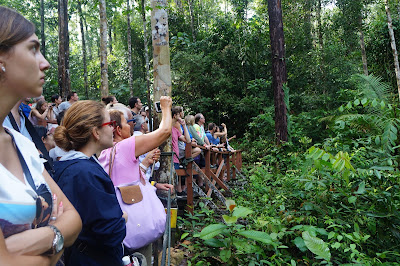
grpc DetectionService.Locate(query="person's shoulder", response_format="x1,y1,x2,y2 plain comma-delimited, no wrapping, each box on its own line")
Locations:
5,127,35,148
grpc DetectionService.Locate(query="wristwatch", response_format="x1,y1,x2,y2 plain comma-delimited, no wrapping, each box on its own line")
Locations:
44,225,64,255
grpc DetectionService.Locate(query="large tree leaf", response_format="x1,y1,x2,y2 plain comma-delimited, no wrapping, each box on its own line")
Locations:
237,230,276,246
232,206,253,218
199,224,227,240
302,231,331,261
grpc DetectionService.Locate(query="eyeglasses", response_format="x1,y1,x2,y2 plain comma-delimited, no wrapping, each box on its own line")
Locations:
101,120,117,128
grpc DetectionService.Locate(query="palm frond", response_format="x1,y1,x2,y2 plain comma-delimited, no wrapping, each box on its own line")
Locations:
353,74,392,101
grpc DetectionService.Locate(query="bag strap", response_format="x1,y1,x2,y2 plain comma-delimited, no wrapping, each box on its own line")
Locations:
108,144,117,179
4,128,37,194
108,143,145,184
7,112,20,132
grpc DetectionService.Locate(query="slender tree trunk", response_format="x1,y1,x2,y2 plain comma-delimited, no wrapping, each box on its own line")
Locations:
141,0,153,130
317,0,323,50
40,0,46,58
77,0,89,99
58,0,70,98
359,17,368,76
188,0,196,42
99,0,109,97
268,0,288,143
385,0,400,100
151,0,172,184
127,0,134,95
109,19,113,55
83,15,92,61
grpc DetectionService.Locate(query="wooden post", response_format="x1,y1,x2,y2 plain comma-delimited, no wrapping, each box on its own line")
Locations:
151,0,172,184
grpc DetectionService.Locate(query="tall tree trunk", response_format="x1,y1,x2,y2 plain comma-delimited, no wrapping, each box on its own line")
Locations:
359,16,368,76
99,0,109,97
385,0,400,100
40,0,46,58
141,0,153,130
127,0,134,95
151,0,172,184
58,0,70,98
188,0,196,42
77,0,89,99
83,15,92,61
109,19,113,55
268,0,288,143
316,0,323,50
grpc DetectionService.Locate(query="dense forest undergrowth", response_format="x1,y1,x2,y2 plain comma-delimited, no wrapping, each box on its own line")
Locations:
178,75,400,265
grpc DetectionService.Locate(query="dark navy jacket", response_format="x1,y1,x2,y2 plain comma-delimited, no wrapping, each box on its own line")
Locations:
54,157,126,266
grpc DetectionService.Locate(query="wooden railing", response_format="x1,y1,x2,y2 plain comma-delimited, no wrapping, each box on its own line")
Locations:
175,143,242,214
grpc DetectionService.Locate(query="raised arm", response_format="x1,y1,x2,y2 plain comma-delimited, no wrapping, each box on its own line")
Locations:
135,96,172,157
31,108,49,121
178,119,191,143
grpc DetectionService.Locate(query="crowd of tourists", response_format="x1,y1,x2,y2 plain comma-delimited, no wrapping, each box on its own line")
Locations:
0,6,237,266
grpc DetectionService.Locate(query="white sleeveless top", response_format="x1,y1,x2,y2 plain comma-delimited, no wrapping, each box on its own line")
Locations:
0,127,52,238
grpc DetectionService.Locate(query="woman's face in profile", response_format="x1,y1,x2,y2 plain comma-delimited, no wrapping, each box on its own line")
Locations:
0,34,50,98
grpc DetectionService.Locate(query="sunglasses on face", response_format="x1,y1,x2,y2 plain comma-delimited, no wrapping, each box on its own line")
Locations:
127,119,136,123
101,120,117,128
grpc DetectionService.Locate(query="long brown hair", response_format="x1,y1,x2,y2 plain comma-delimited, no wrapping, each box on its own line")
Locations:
0,6,35,54
54,100,105,151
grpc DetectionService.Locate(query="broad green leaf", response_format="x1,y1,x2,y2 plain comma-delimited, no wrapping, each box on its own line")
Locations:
375,136,381,145
361,98,368,106
305,182,313,190
372,99,378,107
348,196,357,204
237,230,275,245
293,237,308,252
337,235,343,241
232,206,253,218
223,215,238,224
220,249,231,262
339,105,344,112
181,232,189,240
354,99,360,105
302,231,331,261
204,238,225,248
328,232,335,239
332,242,341,249
199,224,227,240
355,182,365,194
321,153,330,161
346,102,352,109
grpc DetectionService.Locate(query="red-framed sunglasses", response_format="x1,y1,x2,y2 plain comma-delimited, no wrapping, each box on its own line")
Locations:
101,120,117,128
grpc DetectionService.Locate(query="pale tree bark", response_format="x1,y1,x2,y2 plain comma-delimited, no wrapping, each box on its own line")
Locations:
268,0,288,143
359,16,368,76
40,0,46,58
83,15,92,61
316,0,323,50
127,0,134,95
151,0,172,184
141,0,153,130
99,0,109,97
77,0,89,99
385,0,400,100
188,0,196,42
58,0,71,98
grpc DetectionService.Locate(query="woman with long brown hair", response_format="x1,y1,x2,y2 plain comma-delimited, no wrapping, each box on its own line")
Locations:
53,100,127,266
0,6,81,265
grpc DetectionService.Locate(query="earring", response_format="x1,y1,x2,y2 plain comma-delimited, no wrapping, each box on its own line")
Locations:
1,66,5,72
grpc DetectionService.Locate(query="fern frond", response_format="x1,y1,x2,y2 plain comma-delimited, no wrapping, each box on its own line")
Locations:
353,74,392,101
